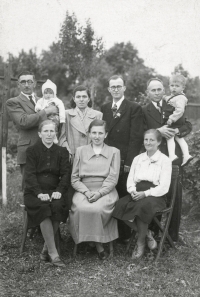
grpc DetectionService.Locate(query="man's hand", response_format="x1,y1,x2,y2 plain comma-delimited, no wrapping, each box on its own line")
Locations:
88,192,101,203
131,191,145,201
158,125,176,140
37,193,50,201
124,165,130,173
51,192,62,199
45,105,58,116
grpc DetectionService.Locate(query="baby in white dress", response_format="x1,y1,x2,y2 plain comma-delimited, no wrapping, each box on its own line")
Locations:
35,79,65,143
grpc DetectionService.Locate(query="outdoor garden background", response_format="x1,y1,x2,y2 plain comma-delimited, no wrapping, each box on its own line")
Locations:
0,12,200,297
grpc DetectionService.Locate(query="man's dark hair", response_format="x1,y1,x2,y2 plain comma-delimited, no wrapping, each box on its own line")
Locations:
18,71,35,80
108,75,126,86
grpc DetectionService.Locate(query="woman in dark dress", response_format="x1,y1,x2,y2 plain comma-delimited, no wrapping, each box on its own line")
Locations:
24,120,70,267
113,129,172,260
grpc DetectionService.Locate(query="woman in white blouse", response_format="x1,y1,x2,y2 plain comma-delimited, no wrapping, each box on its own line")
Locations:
113,129,172,260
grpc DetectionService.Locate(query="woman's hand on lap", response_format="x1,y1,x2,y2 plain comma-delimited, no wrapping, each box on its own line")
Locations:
88,192,101,203
51,192,62,199
131,191,145,201
37,193,50,201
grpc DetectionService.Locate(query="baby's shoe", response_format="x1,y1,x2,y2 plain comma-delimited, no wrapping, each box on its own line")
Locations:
182,155,193,167
169,155,179,162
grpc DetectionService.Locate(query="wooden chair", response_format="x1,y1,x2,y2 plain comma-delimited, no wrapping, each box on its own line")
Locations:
20,205,61,255
73,241,114,258
126,165,179,262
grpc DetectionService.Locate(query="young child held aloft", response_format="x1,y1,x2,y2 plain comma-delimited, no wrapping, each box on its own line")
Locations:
35,79,65,143
163,73,193,166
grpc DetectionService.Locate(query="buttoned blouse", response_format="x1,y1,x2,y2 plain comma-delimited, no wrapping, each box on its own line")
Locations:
71,144,120,197
127,150,172,197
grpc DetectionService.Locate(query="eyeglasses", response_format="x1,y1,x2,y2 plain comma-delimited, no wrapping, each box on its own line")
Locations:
19,80,34,86
109,85,123,91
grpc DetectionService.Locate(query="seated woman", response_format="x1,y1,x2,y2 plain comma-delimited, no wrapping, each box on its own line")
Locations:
69,119,120,260
113,129,172,260
24,120,70,267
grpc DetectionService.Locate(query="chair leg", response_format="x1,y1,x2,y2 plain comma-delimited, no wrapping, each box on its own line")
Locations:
73,244,78,257
109,241,114,258
55,228,61,256
20,210,28,254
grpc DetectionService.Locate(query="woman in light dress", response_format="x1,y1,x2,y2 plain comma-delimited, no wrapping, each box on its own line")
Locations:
69,120,120,260
113,129,172,260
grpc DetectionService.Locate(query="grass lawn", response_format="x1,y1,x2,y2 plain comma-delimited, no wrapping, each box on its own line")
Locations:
1,170,200,297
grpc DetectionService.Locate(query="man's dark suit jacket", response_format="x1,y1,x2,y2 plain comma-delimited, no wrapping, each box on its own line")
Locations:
142,100,184,241
101,98,143,168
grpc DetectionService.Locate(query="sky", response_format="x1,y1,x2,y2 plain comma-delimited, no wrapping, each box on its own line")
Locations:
0,0,200,77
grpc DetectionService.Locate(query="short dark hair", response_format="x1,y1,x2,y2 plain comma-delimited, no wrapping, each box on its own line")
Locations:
147,78,163,88
38,120,57,132
18,71,35,80
70,85,92,108
144,129,162,143
88,119,107,133
108,75,125,86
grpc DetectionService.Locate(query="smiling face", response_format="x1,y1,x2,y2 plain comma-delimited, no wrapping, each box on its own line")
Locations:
18,74,36,95
89,125,107,146
147,80,165,103
38,123,56,147
108,78,126,101
73,90,90,110
144,132,161,155
169,80,185,96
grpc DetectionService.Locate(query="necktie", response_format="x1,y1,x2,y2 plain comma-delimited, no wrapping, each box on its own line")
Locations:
28,95,35,106
111,104,118,116
156,102,161,113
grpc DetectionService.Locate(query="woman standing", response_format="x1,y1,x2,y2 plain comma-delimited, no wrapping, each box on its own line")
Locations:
59,85,102,159
69,120,120,259
24,120,70,267
113,129,172,260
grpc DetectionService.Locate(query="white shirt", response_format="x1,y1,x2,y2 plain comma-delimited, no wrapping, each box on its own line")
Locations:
151,100,163,111
21,92,36,104
164,94,188,123
127,150,172,197
112,96,125,110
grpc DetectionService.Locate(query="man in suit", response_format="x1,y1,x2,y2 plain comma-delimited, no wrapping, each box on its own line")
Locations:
101,75,143,242
143,78,190,242
6,71,57,190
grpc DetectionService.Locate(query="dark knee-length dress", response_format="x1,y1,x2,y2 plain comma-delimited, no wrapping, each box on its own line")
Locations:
24,140,70,228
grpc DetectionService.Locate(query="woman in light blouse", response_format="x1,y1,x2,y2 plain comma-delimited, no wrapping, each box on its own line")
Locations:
113,129,172,260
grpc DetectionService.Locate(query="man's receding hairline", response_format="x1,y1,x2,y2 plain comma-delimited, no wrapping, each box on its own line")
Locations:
109,77,124,86
147,80,164,90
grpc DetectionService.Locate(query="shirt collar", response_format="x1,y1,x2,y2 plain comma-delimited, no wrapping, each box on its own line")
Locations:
87,143,109,160
151,100,163,108
21,92,36,101
112,96,124,109
142,149,161,163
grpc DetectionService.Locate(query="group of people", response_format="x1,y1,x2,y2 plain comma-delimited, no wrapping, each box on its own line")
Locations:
6,71,192,267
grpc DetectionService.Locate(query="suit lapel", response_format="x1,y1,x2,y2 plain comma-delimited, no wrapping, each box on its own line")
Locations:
108,99,127,133
147,102,162,124
68,109,87,135
19,93,36,112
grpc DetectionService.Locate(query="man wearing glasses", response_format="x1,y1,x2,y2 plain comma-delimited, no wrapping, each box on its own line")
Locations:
6,71,57,190
101,75,143,243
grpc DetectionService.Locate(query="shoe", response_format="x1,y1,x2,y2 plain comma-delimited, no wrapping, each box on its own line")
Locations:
146,230,157,250
51,256,66,267
182,155,193,167
170,155,179,162
98,250,109,260
131,243,145,260
40,250,49,262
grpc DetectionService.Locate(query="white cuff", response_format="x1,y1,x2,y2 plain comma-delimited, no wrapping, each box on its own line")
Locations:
144,189,150,197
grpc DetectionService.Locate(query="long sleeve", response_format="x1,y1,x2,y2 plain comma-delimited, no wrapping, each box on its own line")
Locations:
25,147,43,196
168,95,187,123
54,98,66,123
125,104,143,166
126,156,138,194
98,150,120,197
144,157,172,197
35,99,43,112
56,148,70,194
71,148,90,193
6,98,47,130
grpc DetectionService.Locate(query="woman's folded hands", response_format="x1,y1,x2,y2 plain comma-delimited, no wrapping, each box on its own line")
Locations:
130,191,145,201
37,192,62,201
84,191,101,203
